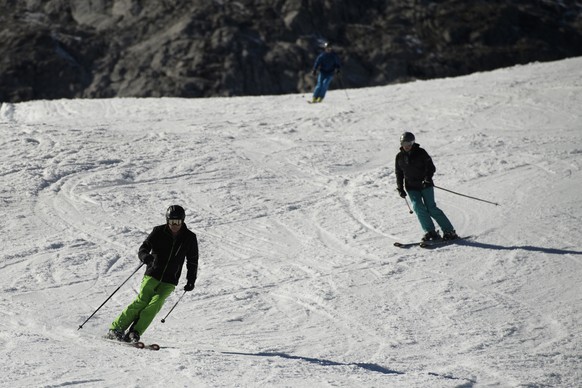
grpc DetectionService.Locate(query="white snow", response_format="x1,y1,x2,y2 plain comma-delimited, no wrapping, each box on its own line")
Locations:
1,57,581,388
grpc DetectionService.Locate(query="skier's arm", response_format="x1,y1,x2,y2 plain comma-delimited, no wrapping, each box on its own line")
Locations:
423,151,436,180
395,155,404,189
138,229,155,265
185,236,199,285
335,53,342,71
312,54,323,73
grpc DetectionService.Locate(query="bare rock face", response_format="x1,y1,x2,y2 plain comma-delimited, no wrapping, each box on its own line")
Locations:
1,0,581,102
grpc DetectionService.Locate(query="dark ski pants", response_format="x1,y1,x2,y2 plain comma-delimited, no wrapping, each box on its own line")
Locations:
110,275,175,336
408,187,455,234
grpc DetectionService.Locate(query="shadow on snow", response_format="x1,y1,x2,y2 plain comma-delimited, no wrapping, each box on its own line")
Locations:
221,351,404,376
459,240,582,255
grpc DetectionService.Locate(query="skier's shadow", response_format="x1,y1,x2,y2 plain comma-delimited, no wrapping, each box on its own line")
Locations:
459,240,582,255
221,351,404,376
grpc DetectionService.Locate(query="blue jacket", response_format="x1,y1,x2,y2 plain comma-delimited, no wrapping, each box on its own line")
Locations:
313,51,341,75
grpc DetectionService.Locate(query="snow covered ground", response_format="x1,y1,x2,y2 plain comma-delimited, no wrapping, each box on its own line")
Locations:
1,57,581,387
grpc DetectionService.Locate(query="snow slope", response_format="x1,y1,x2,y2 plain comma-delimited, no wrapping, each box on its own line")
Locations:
1,57,581,387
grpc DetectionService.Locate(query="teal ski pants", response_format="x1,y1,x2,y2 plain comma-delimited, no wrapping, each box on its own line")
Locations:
407,186,455,234
110,275,175,336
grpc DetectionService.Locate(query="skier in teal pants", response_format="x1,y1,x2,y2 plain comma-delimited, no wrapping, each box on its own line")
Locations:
107,205,198,343
395,132,459,242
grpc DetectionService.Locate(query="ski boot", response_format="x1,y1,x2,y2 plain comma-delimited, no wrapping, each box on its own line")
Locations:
421,230,441,242
124,330,141,343
106,329,125,341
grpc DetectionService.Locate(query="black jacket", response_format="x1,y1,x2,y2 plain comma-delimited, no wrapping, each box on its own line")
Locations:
395,143,436,191
138,224,198,286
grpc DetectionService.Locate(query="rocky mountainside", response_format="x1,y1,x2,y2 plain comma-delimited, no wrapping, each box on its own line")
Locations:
1,0,581,102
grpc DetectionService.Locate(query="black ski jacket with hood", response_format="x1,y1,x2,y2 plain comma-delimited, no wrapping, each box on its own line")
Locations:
395,143,436,191
138,224,198,286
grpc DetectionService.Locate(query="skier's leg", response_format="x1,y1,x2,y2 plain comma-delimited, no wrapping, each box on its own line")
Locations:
408,190,436,232
110,275,156,332
132,281,175,335
318,74,334,100
421,187,455,232
313,74,324,99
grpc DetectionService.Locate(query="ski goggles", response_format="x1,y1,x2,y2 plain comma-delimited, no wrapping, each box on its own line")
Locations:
401,140,414,147
167,219,183,226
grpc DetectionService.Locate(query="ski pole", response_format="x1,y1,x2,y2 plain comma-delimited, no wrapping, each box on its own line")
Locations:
404,197,414,214
397,188,413,214
161,290,187,323
78,263,144,330
434,185,500,206
338,72,350,100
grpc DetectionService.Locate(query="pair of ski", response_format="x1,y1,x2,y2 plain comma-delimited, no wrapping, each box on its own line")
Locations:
394,236,472,249
104,337,160,351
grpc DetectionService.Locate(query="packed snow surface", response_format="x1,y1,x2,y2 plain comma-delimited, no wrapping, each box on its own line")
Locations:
1,57,581,387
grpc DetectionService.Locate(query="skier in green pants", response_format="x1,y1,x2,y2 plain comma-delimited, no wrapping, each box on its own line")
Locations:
107,205,198,343
395,132,459,242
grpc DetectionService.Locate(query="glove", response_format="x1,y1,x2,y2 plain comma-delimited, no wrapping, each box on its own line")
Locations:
397,187,406,198
311,70,317,76
422,178,433,188
183,282,195,292
142,254,154,266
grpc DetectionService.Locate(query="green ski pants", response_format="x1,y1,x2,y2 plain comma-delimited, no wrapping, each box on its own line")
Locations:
408,186,455,234
110,275,175,336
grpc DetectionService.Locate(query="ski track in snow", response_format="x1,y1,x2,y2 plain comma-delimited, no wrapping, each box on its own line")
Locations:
1,58,582,387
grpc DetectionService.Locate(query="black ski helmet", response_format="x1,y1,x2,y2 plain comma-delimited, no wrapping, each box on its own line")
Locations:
324,41,332,48
166,205,185,221
400,132,415,145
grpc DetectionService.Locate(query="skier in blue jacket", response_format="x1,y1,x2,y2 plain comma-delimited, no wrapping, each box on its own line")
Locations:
311,42,341,103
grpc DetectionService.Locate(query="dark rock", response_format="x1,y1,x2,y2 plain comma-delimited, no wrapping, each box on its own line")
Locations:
1,0,581,102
